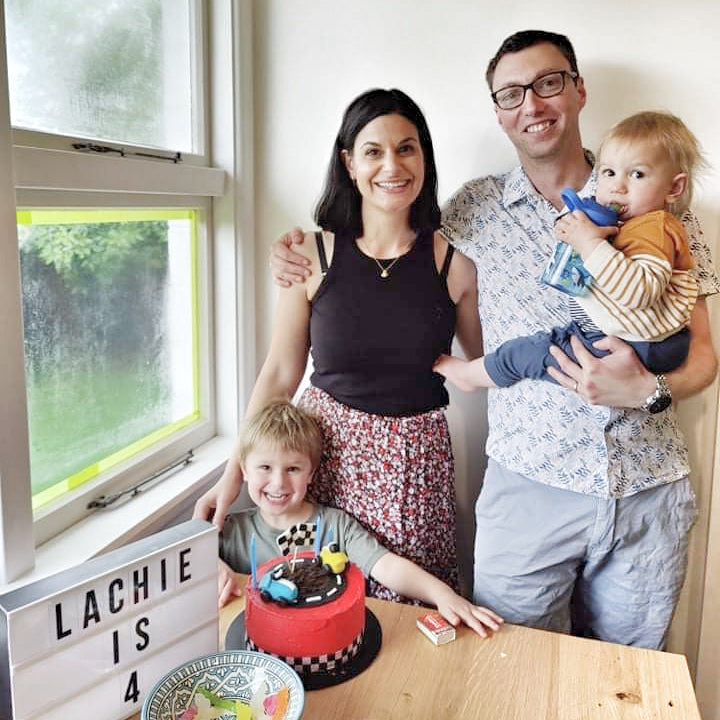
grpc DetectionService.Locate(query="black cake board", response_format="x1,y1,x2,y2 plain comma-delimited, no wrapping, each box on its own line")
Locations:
225,608,382,691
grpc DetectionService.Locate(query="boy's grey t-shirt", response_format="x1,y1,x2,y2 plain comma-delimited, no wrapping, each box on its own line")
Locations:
220,503,388,578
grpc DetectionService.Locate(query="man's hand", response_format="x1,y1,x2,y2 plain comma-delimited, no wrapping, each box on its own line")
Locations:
548,300,717,406
271,227,310,287
547,334,655,407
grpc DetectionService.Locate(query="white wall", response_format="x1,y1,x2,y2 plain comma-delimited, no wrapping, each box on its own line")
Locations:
251,1,720,709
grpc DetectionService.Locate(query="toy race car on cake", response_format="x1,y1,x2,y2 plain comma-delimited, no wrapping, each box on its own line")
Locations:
313,541,348,575
258,568,299,606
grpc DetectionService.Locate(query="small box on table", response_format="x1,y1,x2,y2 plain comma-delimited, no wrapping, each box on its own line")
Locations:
416,611,456,645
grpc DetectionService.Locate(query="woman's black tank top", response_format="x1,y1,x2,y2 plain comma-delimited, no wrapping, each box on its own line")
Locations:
309,229,455,416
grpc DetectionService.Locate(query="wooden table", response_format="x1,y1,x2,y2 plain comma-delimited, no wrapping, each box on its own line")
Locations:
131,592,701,720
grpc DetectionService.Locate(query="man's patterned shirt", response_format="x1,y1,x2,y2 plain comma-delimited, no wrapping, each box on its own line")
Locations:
442,162,720,498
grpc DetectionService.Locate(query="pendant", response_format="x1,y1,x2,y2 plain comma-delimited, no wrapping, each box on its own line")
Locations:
380,269,389,278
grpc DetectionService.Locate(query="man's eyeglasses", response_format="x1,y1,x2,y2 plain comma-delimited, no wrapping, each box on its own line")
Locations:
491,70,579,110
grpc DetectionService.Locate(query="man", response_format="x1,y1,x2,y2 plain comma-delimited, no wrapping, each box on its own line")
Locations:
271,30,720,648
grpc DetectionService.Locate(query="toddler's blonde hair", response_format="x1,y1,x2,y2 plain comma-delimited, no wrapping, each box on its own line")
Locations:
599,110,705,216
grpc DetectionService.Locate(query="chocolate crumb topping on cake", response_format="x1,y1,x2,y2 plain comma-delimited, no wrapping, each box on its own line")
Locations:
266,555,348,607
281,561,331,595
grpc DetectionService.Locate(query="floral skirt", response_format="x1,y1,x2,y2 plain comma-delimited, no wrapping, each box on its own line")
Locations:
299,386,458,601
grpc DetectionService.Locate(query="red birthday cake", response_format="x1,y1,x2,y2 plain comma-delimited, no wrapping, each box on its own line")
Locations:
245,550,366,678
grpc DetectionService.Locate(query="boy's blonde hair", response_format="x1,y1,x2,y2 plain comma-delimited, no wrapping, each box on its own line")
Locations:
237,401,324,469
599,110,706,216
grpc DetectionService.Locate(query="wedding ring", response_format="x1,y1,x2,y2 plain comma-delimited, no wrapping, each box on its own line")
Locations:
573,380,578,392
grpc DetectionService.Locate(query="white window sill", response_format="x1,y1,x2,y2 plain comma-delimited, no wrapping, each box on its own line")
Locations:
1,436,236,594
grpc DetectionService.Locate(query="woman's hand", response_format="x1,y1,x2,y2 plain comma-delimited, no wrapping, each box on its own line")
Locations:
193,459,244,530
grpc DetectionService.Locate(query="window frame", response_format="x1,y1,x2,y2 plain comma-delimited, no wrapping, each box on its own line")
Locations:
23,199,215,547
0,0,255,586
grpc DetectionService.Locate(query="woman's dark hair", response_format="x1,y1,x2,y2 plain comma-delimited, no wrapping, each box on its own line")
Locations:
313,88,441,238
485,30,578,90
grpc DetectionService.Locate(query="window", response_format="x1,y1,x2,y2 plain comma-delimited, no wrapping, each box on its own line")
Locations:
19,209,200,510
0,1,252,584
6,0,197,152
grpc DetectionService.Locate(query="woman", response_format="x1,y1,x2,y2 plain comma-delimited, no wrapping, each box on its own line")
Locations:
194,88,483,600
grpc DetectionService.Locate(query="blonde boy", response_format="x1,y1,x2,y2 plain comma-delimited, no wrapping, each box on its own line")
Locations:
217,401,503,637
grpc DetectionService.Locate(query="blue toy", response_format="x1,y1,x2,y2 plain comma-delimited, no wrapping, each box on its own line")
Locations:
541,188,619,297
258,567,299,605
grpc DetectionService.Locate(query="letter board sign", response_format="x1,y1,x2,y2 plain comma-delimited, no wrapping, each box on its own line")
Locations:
0,519,218,720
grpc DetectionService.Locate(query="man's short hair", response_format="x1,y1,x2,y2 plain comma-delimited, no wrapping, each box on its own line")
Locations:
486,30,578,90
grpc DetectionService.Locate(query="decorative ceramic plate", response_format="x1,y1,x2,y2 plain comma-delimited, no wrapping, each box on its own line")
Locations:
142,650,305,720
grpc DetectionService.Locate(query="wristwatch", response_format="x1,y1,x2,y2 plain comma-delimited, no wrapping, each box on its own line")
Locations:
640,374,672,414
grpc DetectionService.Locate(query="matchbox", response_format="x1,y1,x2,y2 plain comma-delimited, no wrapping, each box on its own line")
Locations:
416,611,456,646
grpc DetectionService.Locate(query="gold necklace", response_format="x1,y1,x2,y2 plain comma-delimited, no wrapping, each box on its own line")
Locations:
359,237,414,278
373,255,403,278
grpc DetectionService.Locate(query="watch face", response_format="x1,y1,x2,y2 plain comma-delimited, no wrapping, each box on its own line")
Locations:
648,394,672,414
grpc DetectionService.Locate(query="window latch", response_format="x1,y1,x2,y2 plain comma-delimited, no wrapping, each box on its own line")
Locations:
72,142,182,163
87,450,194,510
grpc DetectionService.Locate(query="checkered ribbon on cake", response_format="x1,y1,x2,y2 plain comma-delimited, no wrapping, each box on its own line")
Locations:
276,522,317,556
246,631,363,676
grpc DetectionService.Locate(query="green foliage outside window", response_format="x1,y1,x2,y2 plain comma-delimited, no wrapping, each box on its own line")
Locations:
18,209,199,509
